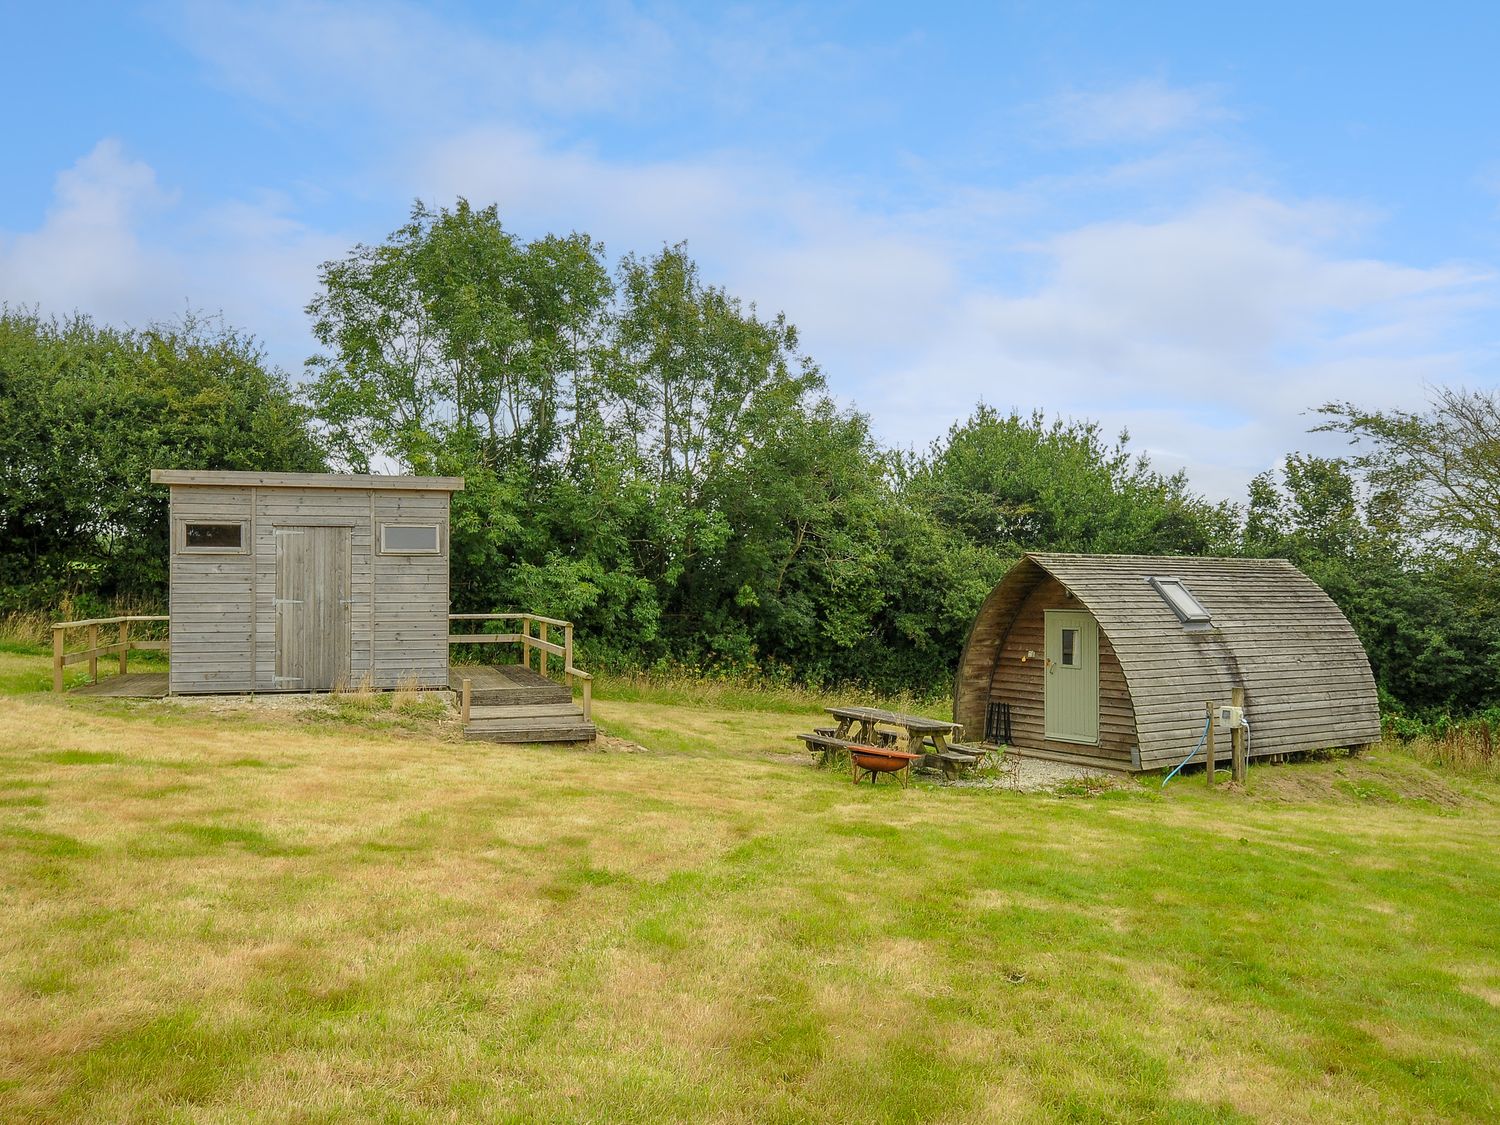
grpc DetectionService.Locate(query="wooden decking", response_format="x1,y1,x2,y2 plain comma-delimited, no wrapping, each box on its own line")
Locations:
452,665,596,743
58,662,593,744
70,673,168,698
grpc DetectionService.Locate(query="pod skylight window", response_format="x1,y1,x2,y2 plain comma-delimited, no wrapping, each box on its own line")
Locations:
1147,576,1211,626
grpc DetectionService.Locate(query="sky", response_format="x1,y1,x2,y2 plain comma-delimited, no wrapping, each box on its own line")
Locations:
2,1,1498,500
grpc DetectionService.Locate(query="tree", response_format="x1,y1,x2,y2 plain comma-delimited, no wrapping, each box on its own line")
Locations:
687,403,888,676
305,199,613,474
303,205,857,679
1243,452,1500,714
1317,387,1500,559
901,406,1237,558
0,309,325,609
613,245,822,500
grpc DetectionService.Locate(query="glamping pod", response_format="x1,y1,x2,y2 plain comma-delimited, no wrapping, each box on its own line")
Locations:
953,553,1381,772
152,470,464,695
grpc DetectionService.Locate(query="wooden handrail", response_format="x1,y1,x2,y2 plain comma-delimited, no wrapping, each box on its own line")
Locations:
50,615,170,629
448,613,591,721
52,615,170,694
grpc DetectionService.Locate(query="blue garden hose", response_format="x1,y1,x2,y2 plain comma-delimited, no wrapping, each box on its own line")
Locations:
1161,714,1213,788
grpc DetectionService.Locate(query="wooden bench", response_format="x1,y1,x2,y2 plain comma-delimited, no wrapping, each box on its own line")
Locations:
798,732,878,765
814,726,896,748
798,735,912,786
910,743,994,780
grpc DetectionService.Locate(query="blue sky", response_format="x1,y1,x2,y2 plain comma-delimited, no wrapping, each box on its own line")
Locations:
3,1,1497,498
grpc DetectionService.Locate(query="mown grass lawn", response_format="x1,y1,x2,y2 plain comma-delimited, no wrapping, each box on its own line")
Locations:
1,652,1498,1122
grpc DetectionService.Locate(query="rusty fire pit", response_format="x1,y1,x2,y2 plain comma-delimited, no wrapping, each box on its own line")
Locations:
849,745,921,786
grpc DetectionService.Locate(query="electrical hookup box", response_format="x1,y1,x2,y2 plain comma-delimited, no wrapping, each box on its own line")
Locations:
1216,705,1245,730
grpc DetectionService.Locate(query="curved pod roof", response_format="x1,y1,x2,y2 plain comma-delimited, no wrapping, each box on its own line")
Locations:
954,553,1381,768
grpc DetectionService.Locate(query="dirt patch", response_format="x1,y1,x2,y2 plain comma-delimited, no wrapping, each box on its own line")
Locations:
593,735,650,754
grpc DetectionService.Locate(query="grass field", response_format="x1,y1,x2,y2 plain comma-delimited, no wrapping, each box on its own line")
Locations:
2,651,1499,1122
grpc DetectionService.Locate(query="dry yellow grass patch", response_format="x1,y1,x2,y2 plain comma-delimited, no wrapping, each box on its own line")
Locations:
0,682,1498,1122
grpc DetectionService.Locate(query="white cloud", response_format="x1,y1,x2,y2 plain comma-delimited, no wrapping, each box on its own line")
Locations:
415,126,961,363
1044,78,1232,145
862,193,1493,491
0,141,343,365
0,140,176,322
163,0,672,124
412,124,1496,503
12,6,1500,506
418,127,753,249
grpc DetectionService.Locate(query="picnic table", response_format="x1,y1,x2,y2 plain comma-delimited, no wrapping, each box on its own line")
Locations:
797,706,991,780
826,705,963,756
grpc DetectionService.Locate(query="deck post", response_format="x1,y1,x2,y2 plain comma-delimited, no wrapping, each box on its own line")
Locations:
1231,686,1247,784
564,623,574,687
581,677,592,722
521,618,532,672
538,622,548,678
1205,701,1217,786
118,619,129,675
461,677,471,726
52,626,64,694
87,624,99,683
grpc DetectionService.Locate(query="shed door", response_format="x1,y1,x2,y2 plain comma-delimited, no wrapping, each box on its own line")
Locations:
1044,609,1099,744
275,526,352,691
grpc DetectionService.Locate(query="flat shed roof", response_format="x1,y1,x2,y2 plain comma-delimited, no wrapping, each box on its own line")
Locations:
150,470,465,491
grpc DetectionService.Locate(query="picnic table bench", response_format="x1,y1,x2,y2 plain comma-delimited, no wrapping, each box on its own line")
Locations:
797,706,993,781
793,731,922,785
796,730,882,763
825,705,962,754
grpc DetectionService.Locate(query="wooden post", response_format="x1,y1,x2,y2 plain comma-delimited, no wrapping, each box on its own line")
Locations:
1231,686,1247,784
87,624,99,684
521,618,532,671
118,619,129,676
564,623,574,685
581,677,592,723
538,623,548,678
52,626,65,694
1205,701,1217,786
461,677,472,726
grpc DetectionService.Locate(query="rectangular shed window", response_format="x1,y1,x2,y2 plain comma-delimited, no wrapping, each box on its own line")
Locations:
1060,628,1078,666
1147,576,1211,626
379,522,443,555
181,521,248,553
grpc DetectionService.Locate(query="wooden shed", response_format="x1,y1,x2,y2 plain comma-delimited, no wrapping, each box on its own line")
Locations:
152,470,464,695
953,553,1381,772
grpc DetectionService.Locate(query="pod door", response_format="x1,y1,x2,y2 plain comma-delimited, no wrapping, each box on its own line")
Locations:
274,525,352,691
1044,609,1099,744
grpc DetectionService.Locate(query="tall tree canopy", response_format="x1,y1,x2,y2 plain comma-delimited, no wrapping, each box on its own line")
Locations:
304,201,851,677
0,309,324,608
1317,388,1500,560
305,199,613,475
7,198,1495,716
1243,454,1499,714
901,406,1239,558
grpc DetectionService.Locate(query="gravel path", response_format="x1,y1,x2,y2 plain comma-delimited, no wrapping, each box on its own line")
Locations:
946,753,1126,793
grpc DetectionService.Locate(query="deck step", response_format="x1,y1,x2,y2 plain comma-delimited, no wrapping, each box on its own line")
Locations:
454,663,596,743
466,714,587,731
451,666,571,706
469,686,572,706
467,703,586,721
464,722,597,743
